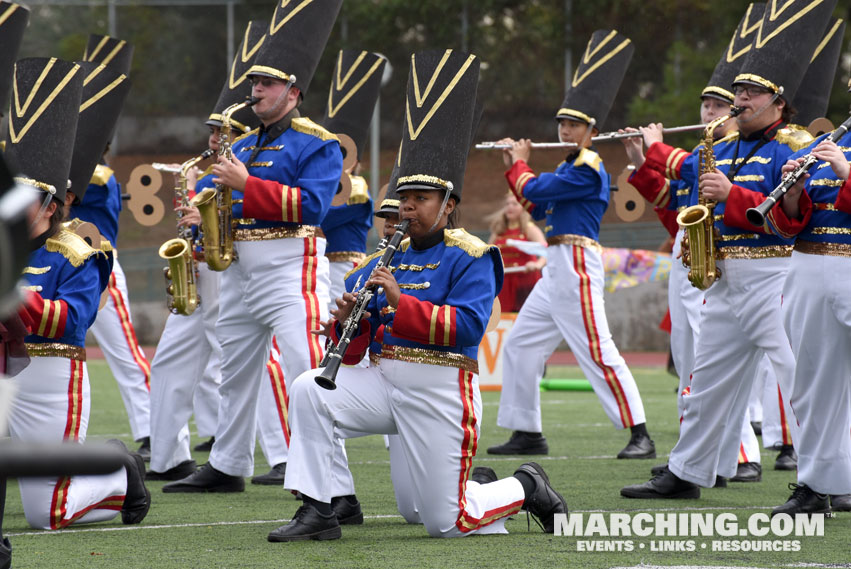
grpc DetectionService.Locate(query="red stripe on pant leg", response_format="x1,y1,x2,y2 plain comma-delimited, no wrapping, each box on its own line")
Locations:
573,246,634,427
62,360,84,441
738,442,748,464
777,385,793,446
266,350,290,445
49,476,71,530
56,495,125,529
301,238,323,368
107,273,152,389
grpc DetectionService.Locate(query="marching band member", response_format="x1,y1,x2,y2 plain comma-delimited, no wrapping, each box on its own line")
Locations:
72,35,153,460
273,50,566,541
163,0,343,493
489,30,656,460
146,21,265,481
320,50,385,311
4,57,149,529
621,0,833,499
620,4,764,483
770,75,851,515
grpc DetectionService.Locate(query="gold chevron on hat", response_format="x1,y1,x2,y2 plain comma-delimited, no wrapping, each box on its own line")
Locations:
0,2,23,26
9,58,81,144
326,51,385,118
571,30,631,88
726,3,764,63
80,64,127,112
755,0,831,48
229,22,265,90
270,0,316,35
83,36,128,67
406,49,477,141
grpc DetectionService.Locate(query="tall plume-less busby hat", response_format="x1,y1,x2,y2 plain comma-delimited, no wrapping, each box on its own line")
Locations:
4,58,84,204
68,61,131,203
376,152,401,217
733,0,837,102
555,29,634,129
207,20,267,134
0,2,30,116
322,50,387,161
83,34,134,76
791,17,845,124
395,49,480,203
248,0,343,96
703,3,766,103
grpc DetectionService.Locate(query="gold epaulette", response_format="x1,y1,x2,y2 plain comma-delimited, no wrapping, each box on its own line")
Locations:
574,148,602,172
89,164,114,186
46,228,104,267
444,228,494,258
100,239,114,253
347,175,370,205
291,117,340,142
714,132,739,146
232,128,259,146
344,247,383,280
776,125,814,152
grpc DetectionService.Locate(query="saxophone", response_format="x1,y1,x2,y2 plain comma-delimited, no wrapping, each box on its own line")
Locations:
158,149,214,315
191,97,258,271
676,108,740,290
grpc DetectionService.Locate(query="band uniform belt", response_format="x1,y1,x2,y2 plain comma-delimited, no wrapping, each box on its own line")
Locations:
25,342,86,361
546,234,602,253
794,239,851,258
380,344,478,375
233,225,317,241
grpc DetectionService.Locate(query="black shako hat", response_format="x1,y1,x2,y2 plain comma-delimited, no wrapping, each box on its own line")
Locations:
68,61,131,203
791,17,845,124
733,0,837,102
0,2,30,116
555,29,634,129
207,20,266,134
83,34,134,76
247,0,343,97
395,49,480,203
322,50,387,161
376,153,401,217
4,58,84,204
703,3,766,104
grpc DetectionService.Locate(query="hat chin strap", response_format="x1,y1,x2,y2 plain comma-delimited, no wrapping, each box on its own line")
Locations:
30,192,54,232
738,87,783,124
426,182,454,234
258,76,297,121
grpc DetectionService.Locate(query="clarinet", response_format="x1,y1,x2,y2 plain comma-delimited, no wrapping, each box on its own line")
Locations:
315,219,411,390
746,115,851,227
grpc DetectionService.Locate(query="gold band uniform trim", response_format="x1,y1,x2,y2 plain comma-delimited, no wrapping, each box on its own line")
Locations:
380,345,478,375
25,343,86,361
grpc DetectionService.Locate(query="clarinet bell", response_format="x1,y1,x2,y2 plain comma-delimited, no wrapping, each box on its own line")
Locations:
315,356,342,390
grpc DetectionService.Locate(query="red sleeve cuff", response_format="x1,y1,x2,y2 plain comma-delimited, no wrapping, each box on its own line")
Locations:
766,190,812,239
645,142,689,180
504,161,537,213
628,165,671,208
242,176,303,222
18,291,67,339
724,185,773,233
392,294,457,347
329,319,371,365
835,178,851,214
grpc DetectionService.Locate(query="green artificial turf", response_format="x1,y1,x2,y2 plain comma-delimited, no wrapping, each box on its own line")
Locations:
3,362,848,568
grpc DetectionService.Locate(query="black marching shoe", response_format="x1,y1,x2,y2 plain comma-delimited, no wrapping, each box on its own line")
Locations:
829,494,851,512
135,437,151,462
1,537,10,569
774,445,797,471
713,475,728,488
487,431,549,455
730,462,762,483
146,460,197,481
268,503,341,542
751,421,763,436
107,439,151,524
514,462,567,533
617,433,656,459
650,463,667,476
331,495,363,525
251,463,286,485
161,463,244,493
771,483,829,517
471,466,498,484
621,467,700,499
193,437,215,452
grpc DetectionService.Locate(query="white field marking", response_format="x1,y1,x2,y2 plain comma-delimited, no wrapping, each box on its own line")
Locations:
347,454,641,465
611,566,773,569
8,504,800,538
5,514,403,538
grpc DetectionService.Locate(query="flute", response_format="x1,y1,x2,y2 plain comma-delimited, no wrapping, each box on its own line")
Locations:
475,124,711,150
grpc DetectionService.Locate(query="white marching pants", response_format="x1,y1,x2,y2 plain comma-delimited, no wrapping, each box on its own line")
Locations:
193,357,222,439
255,340,291,468
498,244,646,432
209,237,330,477
783,251,851,495
286,360,525,537
149,264,222,473
669,257,797,487
753,356,795,449
327,260,356,314
8,357,126,529
89,259,151,441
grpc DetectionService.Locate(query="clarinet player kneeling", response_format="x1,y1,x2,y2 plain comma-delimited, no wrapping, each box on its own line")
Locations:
268,49,568,542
